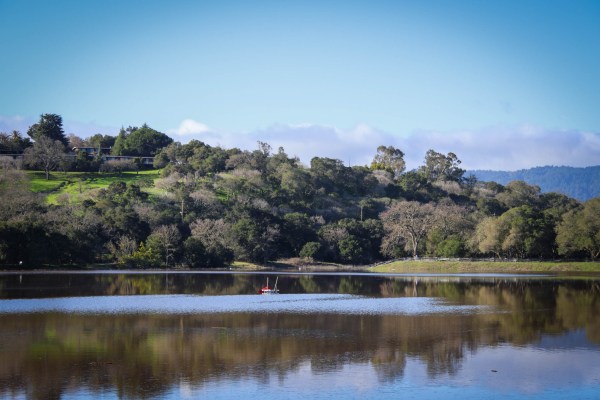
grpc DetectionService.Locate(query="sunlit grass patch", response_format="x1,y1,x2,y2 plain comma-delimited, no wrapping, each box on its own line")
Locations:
231,261,268,270
27,171,69,192
369,259,600,273
25,169,162,204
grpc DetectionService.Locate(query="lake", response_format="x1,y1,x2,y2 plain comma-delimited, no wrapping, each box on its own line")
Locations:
0,271,599,399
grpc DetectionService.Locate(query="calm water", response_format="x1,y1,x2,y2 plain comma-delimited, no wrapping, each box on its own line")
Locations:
0,272,599,399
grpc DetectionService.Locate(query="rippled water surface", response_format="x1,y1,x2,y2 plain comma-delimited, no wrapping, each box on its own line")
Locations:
0,272,599,399
0,294,491,315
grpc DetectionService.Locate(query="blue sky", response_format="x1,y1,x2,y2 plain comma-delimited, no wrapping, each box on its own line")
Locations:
1,0,599,169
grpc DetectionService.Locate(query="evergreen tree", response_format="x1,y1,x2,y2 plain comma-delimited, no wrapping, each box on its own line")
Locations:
27,114,68,147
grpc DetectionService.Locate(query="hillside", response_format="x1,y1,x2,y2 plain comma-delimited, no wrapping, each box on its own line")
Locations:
469,165,600,202
3,142,599,268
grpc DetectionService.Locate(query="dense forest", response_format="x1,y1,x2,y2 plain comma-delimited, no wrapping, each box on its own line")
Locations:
470,166,600,201
1,114,599,267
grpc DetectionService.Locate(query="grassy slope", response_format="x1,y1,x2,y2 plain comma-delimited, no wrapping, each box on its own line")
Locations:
232,259,349,271
26,170,162,204
369,259,600,273
231,258,600,273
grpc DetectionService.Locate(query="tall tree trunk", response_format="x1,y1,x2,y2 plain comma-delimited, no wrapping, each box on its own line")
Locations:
410,234,418,258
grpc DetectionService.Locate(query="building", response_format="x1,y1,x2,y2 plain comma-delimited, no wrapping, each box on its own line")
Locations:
72,147,154,166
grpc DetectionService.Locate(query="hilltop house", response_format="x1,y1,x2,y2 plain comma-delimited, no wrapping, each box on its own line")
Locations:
72,147,154,166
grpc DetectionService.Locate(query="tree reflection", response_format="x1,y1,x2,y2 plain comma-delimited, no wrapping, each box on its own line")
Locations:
0,275,599,398
372,348,406,383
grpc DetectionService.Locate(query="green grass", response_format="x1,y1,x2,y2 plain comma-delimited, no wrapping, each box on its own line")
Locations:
26,170,162,204
28,171,68,192
369,259,600,274
231,261,269,270
233,259,600,274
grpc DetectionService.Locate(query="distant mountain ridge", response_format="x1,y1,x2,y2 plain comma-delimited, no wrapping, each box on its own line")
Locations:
468,165,600,202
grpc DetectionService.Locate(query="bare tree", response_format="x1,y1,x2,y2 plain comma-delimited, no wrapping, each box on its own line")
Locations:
147,225,181,258
0,156,22,179
24,136,66,180
190,218,232,249
0,169,42,221
434,201,471,237
99,159,138,174
155,172,198,220
107,235,138,262
67,133,87,149
380,201,436,258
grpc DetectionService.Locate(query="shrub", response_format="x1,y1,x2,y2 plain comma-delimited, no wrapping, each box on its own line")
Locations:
299,241,322,260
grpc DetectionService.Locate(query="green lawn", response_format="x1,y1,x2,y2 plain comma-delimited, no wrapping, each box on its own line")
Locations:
26,170,162,204
27,171,68,192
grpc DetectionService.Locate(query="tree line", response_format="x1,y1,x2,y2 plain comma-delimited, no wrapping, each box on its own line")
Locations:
0,114,599,267
0,114,173,179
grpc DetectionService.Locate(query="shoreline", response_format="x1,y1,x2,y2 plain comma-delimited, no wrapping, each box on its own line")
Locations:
1,259,600,274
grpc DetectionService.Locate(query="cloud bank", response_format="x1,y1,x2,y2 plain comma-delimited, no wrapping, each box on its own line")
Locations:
166,121,397,167
402,125,600,170
3,114,598,171
169,119,600,171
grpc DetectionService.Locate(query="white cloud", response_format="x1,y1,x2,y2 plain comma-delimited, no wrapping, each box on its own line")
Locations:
171,119,600,171
169,119,212,136
400,125,600,170
5,114,598,171
170,120,396,167
250,123,394,166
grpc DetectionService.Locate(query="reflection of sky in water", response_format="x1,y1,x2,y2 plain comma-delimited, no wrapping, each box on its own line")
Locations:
2,290,599,399
168,347,600,400
0,294,492,315
52,345,600,400
454,345,600,394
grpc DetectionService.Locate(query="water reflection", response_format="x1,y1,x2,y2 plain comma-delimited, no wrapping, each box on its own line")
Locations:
0,294,489,315
1,271,597,298
0,273,599,399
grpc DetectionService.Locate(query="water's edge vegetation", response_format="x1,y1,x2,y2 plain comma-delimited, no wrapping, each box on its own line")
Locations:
2,260,600,274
